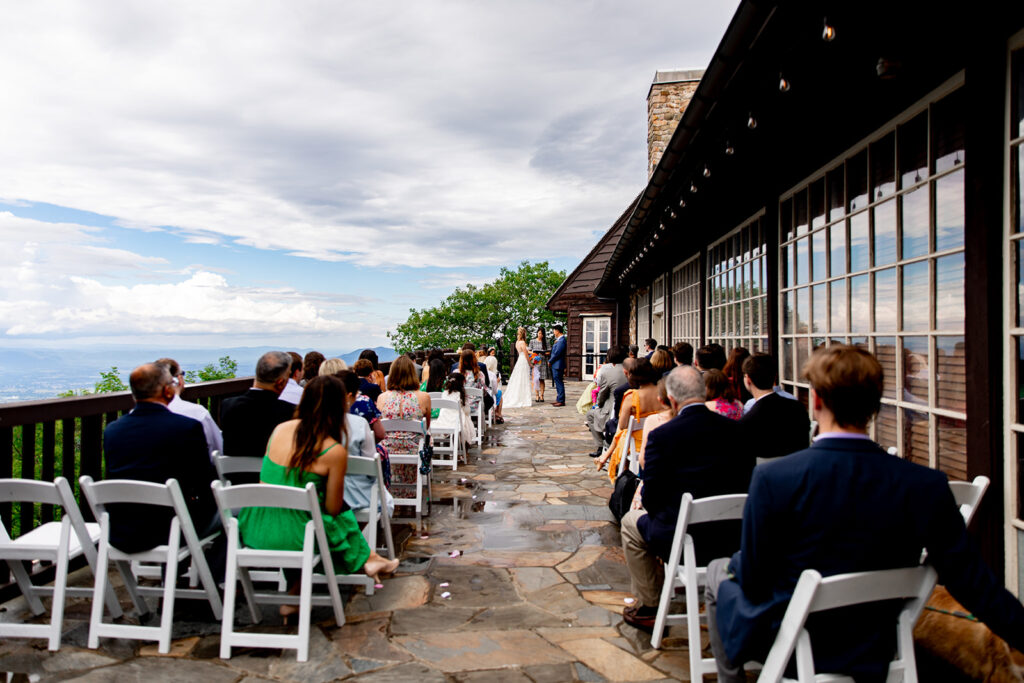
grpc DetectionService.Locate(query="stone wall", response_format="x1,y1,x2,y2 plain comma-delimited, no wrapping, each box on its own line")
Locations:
647,69,704,179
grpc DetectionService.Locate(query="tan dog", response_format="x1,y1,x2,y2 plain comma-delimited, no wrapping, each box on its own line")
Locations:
914,586,1024,682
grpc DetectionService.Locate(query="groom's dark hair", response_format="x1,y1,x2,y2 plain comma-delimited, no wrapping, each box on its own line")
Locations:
552,324,564,334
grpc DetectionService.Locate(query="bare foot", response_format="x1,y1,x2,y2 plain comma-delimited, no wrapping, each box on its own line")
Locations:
363,555,400,581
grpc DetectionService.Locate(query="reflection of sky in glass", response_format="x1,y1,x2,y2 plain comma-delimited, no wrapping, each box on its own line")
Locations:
796,337,810,375
851,274,870,331
812,284,826,333
796,287,809,333
901,188,929,259
902,261,929,331
1017,146,1024,233
873,200,897,266
874,268,897,332
830,279,847,332
850,213,869,271
902,336,929,406
811,230,825,282
936,253,965,330
783,338,794,380
782,291,792,334
783,244,793,287
935,171,964,251
828,167,845,222
830,222,846,276
1018,240,1024,327
936,335,965,413
796,238,808,284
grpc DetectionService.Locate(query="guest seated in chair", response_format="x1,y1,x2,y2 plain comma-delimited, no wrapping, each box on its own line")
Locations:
738,352,809,461
704,345,1024,681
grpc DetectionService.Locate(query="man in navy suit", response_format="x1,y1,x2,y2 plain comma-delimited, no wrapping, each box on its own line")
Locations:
620,365,753,630
706,346,1024,681
103,363,220,555
220,351,296,460
548,324,567,406
739,352,809,461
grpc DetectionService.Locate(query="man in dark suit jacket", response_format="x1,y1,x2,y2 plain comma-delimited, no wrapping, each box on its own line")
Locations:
103,363,219,555
706,346,1024,681
548,324,567,405
620,365,754,630
220,351,296,464
739,352,809,461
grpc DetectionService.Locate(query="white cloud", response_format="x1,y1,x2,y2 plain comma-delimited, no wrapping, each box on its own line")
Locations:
0,1,737,268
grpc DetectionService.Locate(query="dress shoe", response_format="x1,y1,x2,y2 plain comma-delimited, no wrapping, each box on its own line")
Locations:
588,449,604,458
550,401,565,407
622,604,657,631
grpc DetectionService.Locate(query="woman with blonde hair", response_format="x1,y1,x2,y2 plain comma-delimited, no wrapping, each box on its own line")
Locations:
502,326,532,408
318,358,348,377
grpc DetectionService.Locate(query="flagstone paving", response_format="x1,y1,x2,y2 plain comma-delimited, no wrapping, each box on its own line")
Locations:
0,381,706,681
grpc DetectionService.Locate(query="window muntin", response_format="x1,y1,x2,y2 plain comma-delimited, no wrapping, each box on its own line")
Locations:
671,256,700,347
707,217,767,351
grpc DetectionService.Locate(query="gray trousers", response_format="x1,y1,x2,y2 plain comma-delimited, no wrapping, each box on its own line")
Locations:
705,557,747,683
619,509,664,607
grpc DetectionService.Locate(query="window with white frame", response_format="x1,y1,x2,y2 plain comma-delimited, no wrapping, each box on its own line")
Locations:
672,256,701,347
706,216,767,352
636,289,650,344
779,79,966,480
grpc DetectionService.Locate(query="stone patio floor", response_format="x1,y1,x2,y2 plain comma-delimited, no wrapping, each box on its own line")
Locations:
0,381,706,682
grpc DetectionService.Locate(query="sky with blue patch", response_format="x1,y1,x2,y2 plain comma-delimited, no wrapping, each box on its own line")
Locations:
0,1,735,350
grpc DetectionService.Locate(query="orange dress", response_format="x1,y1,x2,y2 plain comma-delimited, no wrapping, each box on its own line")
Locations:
606,390,662,482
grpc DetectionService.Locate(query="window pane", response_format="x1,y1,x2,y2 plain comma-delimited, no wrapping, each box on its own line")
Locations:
937,417,967,481
873,200,897,266
795,189,808,236
1018,240,1024,327
1015,50,1024,138
876,337,897,400
904,408,931,467
901,187,929,260
935,170,965,252
752,256,761,295
936,253,965,331
830,222,847,276
811,231,826,283
902,336,930,406
830,279,847,333
850,213,869,272
828,166,845,222
850,274,870,331
898,112,928,189
796,287,809,334
848,150,868,211
796,336,810,376
783,338,794,381
933,89,965,174
796,238,809,285
782,291,792,334
811,178,826,229
781,198,793,242
782,244,792,288
937,336,966,413
902,261,929,332
1018,337,1024,423
871,132,896,200
874,268,897,333
876,404,898,454
812,284,826,334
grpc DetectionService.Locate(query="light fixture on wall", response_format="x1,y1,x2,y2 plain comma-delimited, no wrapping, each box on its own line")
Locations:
747,112,758,129
778,73,791,92
822,18,835,42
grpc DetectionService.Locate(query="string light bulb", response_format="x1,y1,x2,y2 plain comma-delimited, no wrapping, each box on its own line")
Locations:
725,141,735,156
747,112,758,129
822,18,835,42
703,165,711,178
669,210,677,220
678,198,686,208
779,73,791,92
690,182,699,194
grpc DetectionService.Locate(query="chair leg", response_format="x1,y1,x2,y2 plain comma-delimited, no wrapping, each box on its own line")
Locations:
7,559,46,615
297,540,314,662
88,530,112,649
115,559,149,616
158,530,181,654
220,527,239,659
48,519,72,651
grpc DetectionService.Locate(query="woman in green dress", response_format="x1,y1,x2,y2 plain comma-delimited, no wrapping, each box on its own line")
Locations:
239,374,399,619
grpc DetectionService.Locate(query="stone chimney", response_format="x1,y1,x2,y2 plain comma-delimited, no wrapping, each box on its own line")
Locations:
647,68,704,179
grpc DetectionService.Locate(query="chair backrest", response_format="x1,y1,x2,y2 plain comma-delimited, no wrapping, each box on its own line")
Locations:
430,398,460,412
79,476,176,510
212,480,318,519
428,392,443,399
380,419,425,433
949,475,990,527
465,387,483,398
345,454,378,478
665,493,748,568
759,565,937,682
213,454,264,485
0,477,92,549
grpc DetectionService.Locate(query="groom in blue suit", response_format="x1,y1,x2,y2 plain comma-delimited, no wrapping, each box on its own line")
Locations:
549,324,566,406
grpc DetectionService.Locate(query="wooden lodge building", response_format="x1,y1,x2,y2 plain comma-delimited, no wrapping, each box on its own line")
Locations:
549,1,1024,591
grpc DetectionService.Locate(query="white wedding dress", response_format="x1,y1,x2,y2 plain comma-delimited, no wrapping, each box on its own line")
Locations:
503,351,533,408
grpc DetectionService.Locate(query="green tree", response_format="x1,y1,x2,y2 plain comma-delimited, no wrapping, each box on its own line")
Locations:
185,355,238,383
94,366,128,393
388,260,567,353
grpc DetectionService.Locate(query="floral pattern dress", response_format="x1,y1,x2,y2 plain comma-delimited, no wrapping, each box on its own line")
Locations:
378,390,423,488
462,370,485,414
350,393,390,488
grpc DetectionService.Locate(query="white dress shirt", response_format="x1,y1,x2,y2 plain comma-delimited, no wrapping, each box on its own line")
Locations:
279,378,303,405
167,394,223,459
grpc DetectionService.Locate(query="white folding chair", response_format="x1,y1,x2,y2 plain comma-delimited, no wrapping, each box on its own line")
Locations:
428,398,462,471
211,481,348,662
949,475,989,527
79,476,223,654
651,493,748,682
0,477,122,650
465,387,485,448
380,419,428,519
427,391,443,399
758,565,937,683
212,451,264,486
616,415,647,477
348,454,396,560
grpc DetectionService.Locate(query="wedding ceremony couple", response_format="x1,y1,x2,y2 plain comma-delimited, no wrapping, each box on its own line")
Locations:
503,325,565,408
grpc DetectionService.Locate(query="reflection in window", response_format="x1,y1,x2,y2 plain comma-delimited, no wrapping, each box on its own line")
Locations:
873,200,897,266
850,274,870,331
874,268,897,333
937,417,967,481
877,337,898,400
812,284,826,334
848,150,868,211
794,189,808,235
796,238,808,284
871,133,896,199
936,171,965,251
937,336,965,413
850,213,870,272
796,287,809,334
902,261,929,332
935,253,965,331
830,222,847,276
828,166,845,222
811,230,825,282
901,188,929,259
933,88,965,174
904,408,931,468
898,112,928,189
902,336,930,405
811,179,826,229
830,279,847,333
876,404,898,453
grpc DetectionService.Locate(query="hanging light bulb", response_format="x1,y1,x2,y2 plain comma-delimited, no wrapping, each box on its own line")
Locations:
690,182,698,193
703,165,711,178
653,233,660,241
747,112,758,129
822,18,835,42
779,73,791,92
678,198,686,208
659,222,666,231
725,141,735,156
669,210,677,220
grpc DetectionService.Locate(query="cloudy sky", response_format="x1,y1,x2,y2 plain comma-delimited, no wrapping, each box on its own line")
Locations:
0,1,736,351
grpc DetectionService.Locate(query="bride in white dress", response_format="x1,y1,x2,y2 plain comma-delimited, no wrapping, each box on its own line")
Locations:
502,327,533,408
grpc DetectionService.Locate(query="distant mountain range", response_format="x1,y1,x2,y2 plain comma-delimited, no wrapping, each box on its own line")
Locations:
0,345,397,404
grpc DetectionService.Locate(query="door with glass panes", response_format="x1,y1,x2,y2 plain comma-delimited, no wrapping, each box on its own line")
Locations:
582,317,610,379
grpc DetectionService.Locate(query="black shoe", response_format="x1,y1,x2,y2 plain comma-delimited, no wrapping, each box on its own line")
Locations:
588,449,603,458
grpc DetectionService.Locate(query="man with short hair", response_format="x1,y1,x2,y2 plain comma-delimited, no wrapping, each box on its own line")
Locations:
672,342,694,367
620,365,753,630
154,357,223,459
279,351,304,405
549,324,567,406
705,346,1024,681
644,338,657,359
739,353,808,461
102,364,220,557
220,351,295,463
695,343,726,372
585,345,628,457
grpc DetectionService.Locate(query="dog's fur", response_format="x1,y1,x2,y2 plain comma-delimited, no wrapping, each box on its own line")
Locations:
914,586,1024,682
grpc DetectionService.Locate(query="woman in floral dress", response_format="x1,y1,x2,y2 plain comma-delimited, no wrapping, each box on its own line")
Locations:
376,356,431,494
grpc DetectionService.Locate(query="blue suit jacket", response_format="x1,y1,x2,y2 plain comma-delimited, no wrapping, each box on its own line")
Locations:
716,437,1024,678
548,336,566,371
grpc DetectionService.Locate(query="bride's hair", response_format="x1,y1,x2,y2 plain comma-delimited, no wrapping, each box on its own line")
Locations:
517,327,527,342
